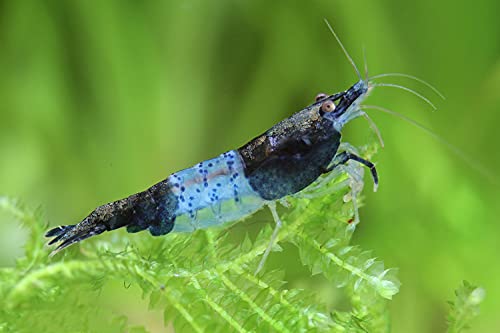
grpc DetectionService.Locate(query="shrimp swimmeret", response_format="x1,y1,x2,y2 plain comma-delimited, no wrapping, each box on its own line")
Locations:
46,21,442,274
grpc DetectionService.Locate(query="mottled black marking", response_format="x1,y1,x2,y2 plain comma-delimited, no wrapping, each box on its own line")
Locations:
130,180,178,236
237,83,366,201
238,107,341,200
46,179,179,252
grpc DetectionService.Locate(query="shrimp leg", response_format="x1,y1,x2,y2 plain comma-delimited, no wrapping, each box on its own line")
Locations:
255,202,282,275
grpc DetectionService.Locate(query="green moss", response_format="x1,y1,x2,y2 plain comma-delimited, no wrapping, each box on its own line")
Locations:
0,154,483,332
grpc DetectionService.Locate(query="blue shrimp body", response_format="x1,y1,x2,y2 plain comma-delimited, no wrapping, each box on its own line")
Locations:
169,150,265,232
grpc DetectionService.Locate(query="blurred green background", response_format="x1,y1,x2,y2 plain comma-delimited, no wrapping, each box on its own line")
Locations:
1,0,499,332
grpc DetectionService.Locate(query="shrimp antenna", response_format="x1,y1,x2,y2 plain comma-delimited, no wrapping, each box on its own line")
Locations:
324,19,362,81
362,104,498,184
363,46,369,82
372,83,437,110
370,73,445,100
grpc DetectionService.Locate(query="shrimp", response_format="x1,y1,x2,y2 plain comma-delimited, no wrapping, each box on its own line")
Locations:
46,20,442,274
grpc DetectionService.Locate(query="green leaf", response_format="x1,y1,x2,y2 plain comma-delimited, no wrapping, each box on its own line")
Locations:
447,281,485,333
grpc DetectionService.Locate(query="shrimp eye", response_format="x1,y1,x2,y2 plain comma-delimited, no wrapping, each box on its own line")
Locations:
315,93,327,102
321,100,336,113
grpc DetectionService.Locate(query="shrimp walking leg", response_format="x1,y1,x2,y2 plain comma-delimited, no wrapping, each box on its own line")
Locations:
327,151,378,191
255,202,282,275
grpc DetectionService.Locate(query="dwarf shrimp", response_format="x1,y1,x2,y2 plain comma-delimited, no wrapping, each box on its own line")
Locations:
46,20,444,274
